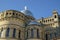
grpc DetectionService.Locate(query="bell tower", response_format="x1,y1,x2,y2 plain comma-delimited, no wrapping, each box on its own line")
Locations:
52,10,59,27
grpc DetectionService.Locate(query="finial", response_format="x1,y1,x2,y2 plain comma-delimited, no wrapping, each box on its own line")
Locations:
24,6,28,10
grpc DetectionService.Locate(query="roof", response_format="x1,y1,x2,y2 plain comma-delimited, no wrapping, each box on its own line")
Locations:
28,20,41,26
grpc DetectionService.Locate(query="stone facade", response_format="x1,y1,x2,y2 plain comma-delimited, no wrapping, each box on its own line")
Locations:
37,10,60,40
0,8,60,40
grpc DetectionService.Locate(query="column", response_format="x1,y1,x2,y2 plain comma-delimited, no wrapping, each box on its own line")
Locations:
34,29,37,38
48,33,50,40
9,28,13,38
1,29,6,38
21,30,24,40
28,30,31,38
40,30,42,39
16,30,19,38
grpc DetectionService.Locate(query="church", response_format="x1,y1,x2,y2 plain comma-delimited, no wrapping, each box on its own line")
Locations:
0,6,60,40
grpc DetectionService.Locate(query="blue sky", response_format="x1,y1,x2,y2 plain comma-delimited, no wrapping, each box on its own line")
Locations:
0,0,60,19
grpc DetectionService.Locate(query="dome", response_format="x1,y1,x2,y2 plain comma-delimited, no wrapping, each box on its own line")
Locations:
28,20,41,25
21,6,33,17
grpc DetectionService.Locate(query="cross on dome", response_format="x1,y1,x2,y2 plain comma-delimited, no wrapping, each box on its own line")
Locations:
24,6,28,10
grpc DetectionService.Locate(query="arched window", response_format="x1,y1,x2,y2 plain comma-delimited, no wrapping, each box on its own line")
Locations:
45,34,48,40
18,30,21,38
54,33,57,38
44,20,45,23
37,29,39,38
10,13,11,15
6,28,10,37
54,15,57,18
13,28,16,38
50,19,51,21
13,13,14,15
1,28,3,31
31,29,34,38
48,20,49,22
46,20,47,22
27,30,28,38
6,13,8,15
16,14,18,15
50,33,52,39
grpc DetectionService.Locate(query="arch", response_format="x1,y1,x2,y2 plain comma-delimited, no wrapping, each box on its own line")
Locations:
13,13,15,15
26,25,41,38
37,29,39,38
27,30,28,38
18,30,21,38
54,15,57,18
54,32,57,38
31,28,34,38
6,13,8,15
6,28,10,37
13,28,16,38
45,33,48,40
